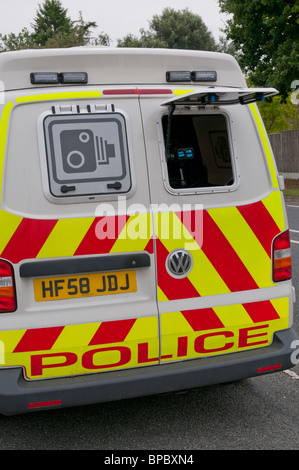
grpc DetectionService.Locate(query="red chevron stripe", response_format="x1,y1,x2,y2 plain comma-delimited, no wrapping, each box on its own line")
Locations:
201,211,259,292
1,218,58,264
176,210,259,293
88,319,136,345
181,308,224,331
74,216,129,256
237,201,280,257
143,237,154,254
243,300,280,323
13,326,64,353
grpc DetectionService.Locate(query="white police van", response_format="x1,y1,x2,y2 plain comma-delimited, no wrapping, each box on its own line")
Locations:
0,47,296,414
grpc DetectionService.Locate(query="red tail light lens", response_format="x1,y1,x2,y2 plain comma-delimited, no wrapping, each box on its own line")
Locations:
272,230,292,282
0,260,16,312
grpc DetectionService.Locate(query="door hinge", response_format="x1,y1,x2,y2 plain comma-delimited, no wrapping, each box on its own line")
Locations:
51,103,115,114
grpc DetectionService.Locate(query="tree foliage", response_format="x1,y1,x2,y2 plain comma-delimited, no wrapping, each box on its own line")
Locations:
0,28,35,52
41,12,110,48
118,8,217,51
219,0,299,98
258,96,299,133
0,0,110,52
31,0,73,46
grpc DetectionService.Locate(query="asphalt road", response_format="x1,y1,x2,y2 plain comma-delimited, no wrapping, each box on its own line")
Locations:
0,203,298,452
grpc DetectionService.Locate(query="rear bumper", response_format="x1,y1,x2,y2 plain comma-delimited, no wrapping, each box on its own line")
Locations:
0,327,298,415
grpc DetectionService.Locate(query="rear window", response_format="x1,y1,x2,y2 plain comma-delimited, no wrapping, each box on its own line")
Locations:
162,113,235,191
43,112,131,198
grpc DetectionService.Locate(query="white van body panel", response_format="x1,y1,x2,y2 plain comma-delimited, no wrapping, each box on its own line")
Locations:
0,48,296,414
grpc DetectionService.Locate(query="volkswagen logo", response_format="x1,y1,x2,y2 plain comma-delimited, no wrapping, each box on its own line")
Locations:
166,249,193,278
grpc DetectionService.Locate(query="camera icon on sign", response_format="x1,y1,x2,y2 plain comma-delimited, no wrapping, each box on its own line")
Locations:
60,129,116,175
61,129,97,174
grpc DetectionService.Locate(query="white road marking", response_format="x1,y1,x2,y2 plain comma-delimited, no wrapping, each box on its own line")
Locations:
291,240,299,244
290,229,299,233
283,369,299,380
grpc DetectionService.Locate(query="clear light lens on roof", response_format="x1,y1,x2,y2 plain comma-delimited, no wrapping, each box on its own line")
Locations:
191,71,217,82
30,72,59,84
30,72,88,85
166,71,192,82
60,72,88,84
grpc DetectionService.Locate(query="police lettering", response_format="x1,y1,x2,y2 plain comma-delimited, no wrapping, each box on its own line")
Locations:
29,324,270,377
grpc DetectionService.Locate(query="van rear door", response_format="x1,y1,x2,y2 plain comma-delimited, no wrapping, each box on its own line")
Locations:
0,88,159,380
139,86,292,365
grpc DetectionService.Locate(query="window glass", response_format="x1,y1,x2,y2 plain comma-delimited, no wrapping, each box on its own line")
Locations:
43,112,131,198
162,114,234,190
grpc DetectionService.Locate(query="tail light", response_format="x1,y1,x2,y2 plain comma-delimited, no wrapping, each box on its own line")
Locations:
272,230,292,282
0,260,17,312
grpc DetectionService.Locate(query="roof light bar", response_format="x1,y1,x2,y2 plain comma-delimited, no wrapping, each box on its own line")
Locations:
30,72,59,84
30,72,88,85
191,71,217,82
166,71,192,82
166,71,217,83
60,72,88,84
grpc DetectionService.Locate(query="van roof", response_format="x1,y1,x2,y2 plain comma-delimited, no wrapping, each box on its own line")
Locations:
0,47,246,91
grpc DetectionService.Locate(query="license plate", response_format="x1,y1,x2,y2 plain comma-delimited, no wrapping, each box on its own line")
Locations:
34,270,137,302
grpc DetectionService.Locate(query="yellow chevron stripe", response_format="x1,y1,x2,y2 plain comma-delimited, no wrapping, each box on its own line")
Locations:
126,316,158,341
161,311,194,335
208,206,275,288
16,91,102,104
173,89,195,95
0,101,14,204
36,217,94,258
0,329,26,359
249,103,279,189
110,213,153,253
262,191,286,232
157,286,168,302
213,304,253,327
270,297,289,324
53,323,100,349
0,211,23,253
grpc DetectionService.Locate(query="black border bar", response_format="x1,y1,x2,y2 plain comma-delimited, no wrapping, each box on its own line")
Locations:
19,253,150,278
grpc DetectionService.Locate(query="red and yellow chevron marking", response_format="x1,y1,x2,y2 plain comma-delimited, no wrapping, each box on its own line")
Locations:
156,191,286,302
160,297,289,362
0,316,159,379
0,212,154,263
0,297,289,379
0,192,285,298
